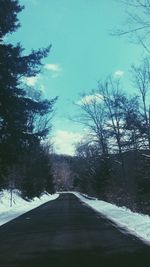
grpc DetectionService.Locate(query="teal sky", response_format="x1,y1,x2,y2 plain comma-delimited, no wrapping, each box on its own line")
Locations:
8,0,144,155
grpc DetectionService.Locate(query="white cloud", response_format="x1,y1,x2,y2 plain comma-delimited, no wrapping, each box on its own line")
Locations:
53,130,83,155
23,75,40,86
39,84,45,93
51,73,60,79
77,93,103,105
44,64,62,79
114,70,124,77
44,64,62,73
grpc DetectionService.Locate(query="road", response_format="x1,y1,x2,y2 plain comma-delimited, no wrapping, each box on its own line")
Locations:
0,193,150,267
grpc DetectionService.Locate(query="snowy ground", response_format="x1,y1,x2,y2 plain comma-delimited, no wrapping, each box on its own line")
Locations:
0,190,59,226
73,192,150,246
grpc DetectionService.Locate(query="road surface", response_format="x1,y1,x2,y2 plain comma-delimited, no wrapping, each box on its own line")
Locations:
0,193,150,267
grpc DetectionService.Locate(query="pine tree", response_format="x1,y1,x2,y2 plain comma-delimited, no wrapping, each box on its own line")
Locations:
0,0,56,194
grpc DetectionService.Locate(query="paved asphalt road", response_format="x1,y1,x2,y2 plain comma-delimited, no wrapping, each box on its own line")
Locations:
0,193,150,267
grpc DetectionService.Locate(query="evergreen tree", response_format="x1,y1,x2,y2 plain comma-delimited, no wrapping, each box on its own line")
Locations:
0,0,56,194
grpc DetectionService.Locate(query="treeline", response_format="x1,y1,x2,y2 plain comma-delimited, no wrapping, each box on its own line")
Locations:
69,0,150,214
52,154,74,191
0,0,56,199
51,59,150,214
71,62,150,214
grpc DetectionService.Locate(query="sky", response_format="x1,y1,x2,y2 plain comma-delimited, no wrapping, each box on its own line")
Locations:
7,0,144,155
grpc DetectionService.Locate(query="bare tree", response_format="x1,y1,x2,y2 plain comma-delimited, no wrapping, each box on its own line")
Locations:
114,0,150,52
123,96,142,150
131,57,150,148
75,93,108,155
75,78,130,167
98,77,127,157
25,86,55,141
52,155,73,191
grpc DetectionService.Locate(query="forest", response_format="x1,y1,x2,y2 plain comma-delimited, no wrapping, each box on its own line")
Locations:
0,0,56,199
1,0,150,216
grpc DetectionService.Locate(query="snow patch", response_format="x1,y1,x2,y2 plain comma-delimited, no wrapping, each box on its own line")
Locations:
73,192,150,245
0,190,59,226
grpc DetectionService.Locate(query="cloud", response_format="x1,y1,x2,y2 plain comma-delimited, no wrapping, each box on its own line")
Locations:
23,75,40,86
77,93,103,105
114,70,124,77
44,64,62,73
53,130,83,155
39,84,45,93
51,73,60,79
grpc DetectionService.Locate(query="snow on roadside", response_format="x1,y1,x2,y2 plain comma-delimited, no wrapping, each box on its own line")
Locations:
73,192,150,245
0,190,59,226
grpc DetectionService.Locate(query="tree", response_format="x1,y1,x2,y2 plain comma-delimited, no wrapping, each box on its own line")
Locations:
115,0,150,52
52,154,74,191
123,96,142,150
0,0,56,194
131,58,150,148
98,77,128,156
75,93,108,155
75,77,133,184
74,141,97,194
0,0,23,40
74,140,112,198
20,143,54,199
